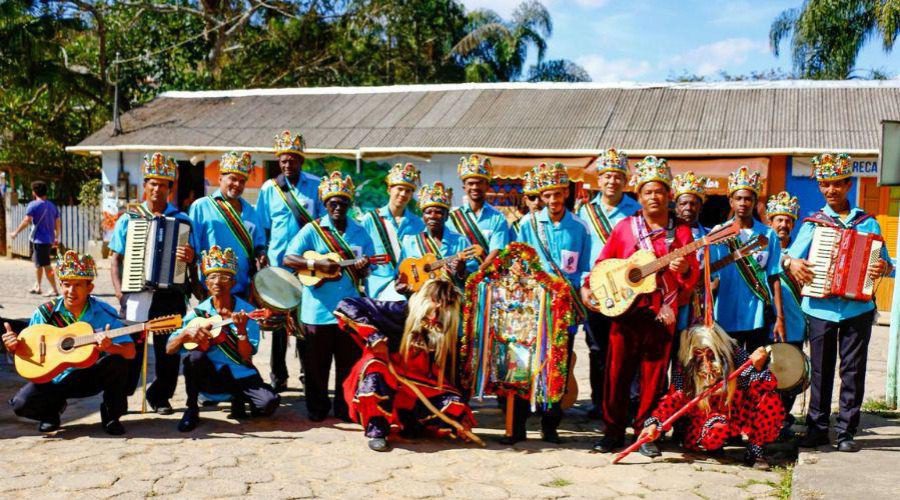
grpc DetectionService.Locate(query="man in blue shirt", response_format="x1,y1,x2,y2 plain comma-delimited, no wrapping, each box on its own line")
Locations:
786,154,892,452
450,155,511,272
109,153,196,415
284,172,374,422
5,251,134,435
167,246,279,432
9,180,60,297
362,163,425,300
255,130,322,393
189,151,267,298
711,167,785,351
576,149,639,419
511,168,544,236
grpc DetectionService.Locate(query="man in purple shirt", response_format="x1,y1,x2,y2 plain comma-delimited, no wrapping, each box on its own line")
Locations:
9,181,60,297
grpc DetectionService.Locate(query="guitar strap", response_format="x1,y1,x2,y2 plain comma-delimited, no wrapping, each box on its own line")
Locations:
583,202,614,244
310,219,366,296
368,210,400,267
37,298,69,327
449,208,487,263
416,232,444,260
274,174,314,228
210,196,255,260
194,307,252,367
530,214,587,322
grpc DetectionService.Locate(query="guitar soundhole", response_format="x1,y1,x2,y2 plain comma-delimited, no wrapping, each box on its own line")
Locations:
59,337,75,352
627,268,643,284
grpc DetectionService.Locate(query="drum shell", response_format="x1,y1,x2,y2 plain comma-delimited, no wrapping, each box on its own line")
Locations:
768,343,811,396
251,267,302,330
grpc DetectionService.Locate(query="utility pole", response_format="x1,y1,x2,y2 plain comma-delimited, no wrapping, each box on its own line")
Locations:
886,226,900,408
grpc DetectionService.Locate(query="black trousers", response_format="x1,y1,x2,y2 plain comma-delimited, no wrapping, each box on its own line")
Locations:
182,350,279,415
125,289,187,404
805,310,874,437
509,397,563,438
269,324,307,387
585,311,610,410
301,323,362,419
10,355,129,423
728,327,769,353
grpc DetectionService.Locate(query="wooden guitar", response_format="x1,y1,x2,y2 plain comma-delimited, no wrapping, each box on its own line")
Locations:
397,245,485,292
182,309,271,350
13,314,182,383
705,234,769,276
588,224,738,317
295,251,390,287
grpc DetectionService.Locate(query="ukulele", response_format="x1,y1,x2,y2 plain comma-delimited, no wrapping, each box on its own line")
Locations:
295,251,390,287
588,223,738,317
397,245,485,292
182,309,272,350
14,314,182,383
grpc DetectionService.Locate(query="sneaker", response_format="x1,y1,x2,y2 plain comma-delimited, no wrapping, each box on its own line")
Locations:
102,420,126,436
368,437,390,452
592,435,625,453
177,408,200,432
836,433,860,453
639,441,661,458
38,418,60,433
150,401,174,416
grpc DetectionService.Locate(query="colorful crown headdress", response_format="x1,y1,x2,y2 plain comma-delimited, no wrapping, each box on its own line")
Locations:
56,251,97,281
631,156,673,190
457,154,492,181
141,153,177,182
418,182,453,210
811,153,852,181
220,151,254,178
318,171,355,202
766,191,800,220
274,130,305,157
522,167,541,196
386,163,422,189
201,245,238,276
727,166,762,195
672,171,709,201
535,162,570,192
595,148,629,176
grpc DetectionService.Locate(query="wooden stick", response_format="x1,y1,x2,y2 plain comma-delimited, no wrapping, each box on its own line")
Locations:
505,393,514,437
140,329,149,414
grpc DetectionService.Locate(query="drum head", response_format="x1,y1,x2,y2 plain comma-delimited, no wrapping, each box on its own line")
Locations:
253,267,302,311
768,343,807,391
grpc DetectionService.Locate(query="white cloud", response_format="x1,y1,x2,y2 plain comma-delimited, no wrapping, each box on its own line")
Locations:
460,0,611,17
577,54,653,82
664,37,768,77
574,0,612,7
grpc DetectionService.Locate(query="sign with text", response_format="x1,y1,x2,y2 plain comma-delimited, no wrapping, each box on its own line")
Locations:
792,156,879,178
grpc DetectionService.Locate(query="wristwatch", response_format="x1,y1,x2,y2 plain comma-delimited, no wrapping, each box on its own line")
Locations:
783,256,792,269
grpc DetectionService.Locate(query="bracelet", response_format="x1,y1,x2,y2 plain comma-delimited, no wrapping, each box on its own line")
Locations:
306,259,315,271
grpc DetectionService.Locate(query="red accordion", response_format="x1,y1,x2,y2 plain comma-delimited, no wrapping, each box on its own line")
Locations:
802,226,884,301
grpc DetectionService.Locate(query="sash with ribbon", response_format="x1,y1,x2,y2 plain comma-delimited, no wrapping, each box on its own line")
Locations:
529,215,587,322
449,208,487,263
310,219,366,296
631,214,680,306
583,203,614,245
368,210,400,267
725,236,772,305
37,298,70,328
416,232,444,260
129,203,155,219
274,174,314,228
195,307,253,367
210,197,255,260
803,210,873,230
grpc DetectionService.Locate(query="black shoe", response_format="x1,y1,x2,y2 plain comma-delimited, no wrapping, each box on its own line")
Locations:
592,435,625,453
229,400,248,420
836,434,860,452
308,410,328,422
639,441,661,458
102,419,126,436
178,409,200,432
368,437,390,452
151,401,174,416
541,428,561,444
777,426,796,442
799,432,830,448
499,433,527,445
38,418,60,433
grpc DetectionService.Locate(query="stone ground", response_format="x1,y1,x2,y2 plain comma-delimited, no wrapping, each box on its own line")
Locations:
0,258,894,499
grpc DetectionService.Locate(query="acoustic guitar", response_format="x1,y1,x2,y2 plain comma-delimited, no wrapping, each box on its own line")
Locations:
588,224,738,317
14,314,182,383
397,245,485,292
182,309,271,350
295,251,390,287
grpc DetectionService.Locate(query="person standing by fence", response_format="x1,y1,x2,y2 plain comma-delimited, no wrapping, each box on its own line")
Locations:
8,181,60,297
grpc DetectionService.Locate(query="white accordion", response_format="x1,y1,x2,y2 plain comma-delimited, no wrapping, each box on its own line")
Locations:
121,216,191,293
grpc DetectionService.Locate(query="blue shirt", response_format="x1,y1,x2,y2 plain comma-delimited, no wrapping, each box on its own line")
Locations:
515,208,592,290
108,202,193,256
787,204,890,322
255,174,323,267
399,230,469,262
29,297,129,383
777,248,807,343
188,191,267,295
170,296,261,379
361,205,425,299
450,203,511,272
286,216,375,325
25,199,59,244
712,219,782,332
577,194,640,266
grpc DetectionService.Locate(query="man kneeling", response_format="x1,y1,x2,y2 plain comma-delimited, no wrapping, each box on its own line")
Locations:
639,324,783,468
336,279,476,452
167,246,279,432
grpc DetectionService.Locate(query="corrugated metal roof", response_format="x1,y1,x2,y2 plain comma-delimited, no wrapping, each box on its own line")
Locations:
71,81,900,155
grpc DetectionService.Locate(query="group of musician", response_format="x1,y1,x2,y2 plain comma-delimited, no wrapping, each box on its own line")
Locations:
2,130,893,468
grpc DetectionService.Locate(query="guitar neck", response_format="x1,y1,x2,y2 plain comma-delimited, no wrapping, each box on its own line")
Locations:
424,249,470,272
336,255,383,267
709,249,742,273
71,323,149,348
640,237,709,276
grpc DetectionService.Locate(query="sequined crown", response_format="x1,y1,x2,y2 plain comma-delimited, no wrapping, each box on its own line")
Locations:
727,166,762,195
672,171,709,201
522,167,541,195
141,152,177,182
56,251,97,281
201,245,238,276
386,162,422,189
418,182,453,210
534,162,570,192
631,156,672,190
220,151,254,178
595,148,629,176
811,153,852,181
457,154,492,181
274,130,305,157
766,191,800,220
319,171,355,201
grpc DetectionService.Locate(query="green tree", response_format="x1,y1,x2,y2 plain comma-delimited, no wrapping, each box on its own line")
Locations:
527,59,591,82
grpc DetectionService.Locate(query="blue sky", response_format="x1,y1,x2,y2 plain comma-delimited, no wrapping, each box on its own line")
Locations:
460,0,899,81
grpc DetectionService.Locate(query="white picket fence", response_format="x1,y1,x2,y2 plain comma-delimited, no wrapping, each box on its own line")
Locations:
6,204,102,257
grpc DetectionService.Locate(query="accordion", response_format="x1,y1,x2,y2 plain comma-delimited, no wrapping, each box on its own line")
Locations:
121,216,191,293
801,226,884,301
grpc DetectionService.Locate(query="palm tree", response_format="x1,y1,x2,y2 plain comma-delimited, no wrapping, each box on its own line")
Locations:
527,59,591,82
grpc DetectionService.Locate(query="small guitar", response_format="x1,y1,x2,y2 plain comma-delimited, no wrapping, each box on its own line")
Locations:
14,315,182,383
182,309,271,350
588,223,738,317
397,245,485,292
295,251,390,287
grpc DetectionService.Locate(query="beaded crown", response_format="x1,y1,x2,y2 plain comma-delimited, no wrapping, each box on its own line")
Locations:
766,191,800,220
418,182,453,210
522,167,541,196
727,166,762,196
274,130,305,157
811,153,852,181
219,151,254,178
672,171,709,201
535,162,570,192
631,156,673,190
386,163,422,189
201,245,238,276
595,148,629,176
141,153,177,182
457,154,492,181
56,251,97,281
318,171,355,201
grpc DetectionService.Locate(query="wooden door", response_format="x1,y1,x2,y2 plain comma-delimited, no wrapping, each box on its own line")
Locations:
861,178,899,312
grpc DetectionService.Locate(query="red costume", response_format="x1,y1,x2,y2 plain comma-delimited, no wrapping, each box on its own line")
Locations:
591,213,699,442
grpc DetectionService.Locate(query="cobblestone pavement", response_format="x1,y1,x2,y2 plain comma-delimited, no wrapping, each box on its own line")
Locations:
0,258,889,499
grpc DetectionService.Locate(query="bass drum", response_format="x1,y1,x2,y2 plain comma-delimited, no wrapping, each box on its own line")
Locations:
767,343,811,397
252,267,302,330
